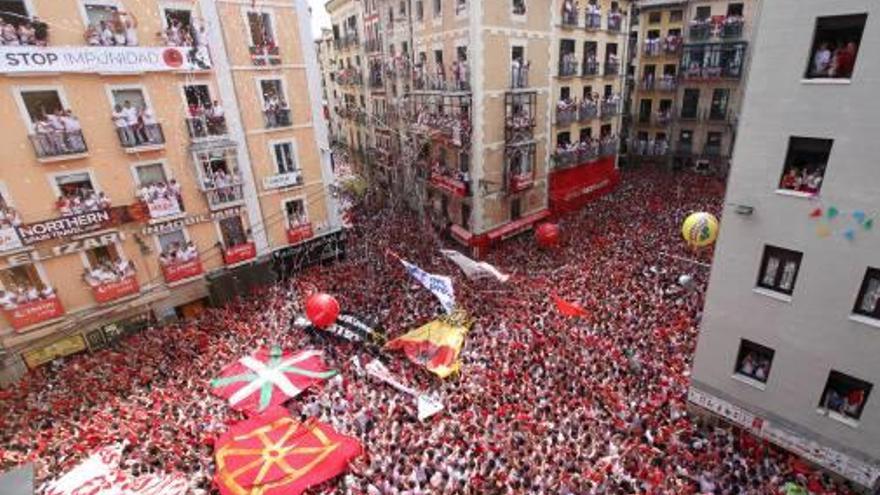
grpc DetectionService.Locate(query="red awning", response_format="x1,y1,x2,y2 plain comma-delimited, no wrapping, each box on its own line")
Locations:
486,209,550,242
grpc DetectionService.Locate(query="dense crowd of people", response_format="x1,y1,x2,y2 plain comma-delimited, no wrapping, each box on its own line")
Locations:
33,109,86,156
0,168,864,494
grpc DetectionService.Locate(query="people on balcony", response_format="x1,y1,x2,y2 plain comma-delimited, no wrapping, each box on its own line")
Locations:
560,52,577,75
204,166,242,204
431,162,470,190
0,285,56,311
779,167,824,195
84,259,135,288
33,109,85,156
188,101,226,136
55,188,111,216
262,92,291,128
665,33,681,53
137,179,184,214
554,138,599,165
159,241,198,267
556,97,577,124
451,60,470,90
583,52,598,75
602,93,621,114
607,6,623,30
561,0,577,25
579,95,598,120
585,2,601,28
159,17,207,47
112,101,162,147
85,11,138,46
510,57,529,88
1,17,48,46
644,37,661,56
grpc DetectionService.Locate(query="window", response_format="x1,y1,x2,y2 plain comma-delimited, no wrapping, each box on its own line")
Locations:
219,216,248,248
83,243,133,287
709,88,729,120
680,88,699,119
415,0,423,20
705,132,722,155
678,130,693,152
433,0,441,16
648,12,661,24
246,11,276,48
695,6,711,20
134,163,182,219
669,9,683,22
162,7,192,30
805,14,866,79
110,88,162,147
819,370,872,423
19,89,65,125
512,0,525,16
84,2,119,27
0,265,47,294
727,3,743,17
777,137,833,196
556,131,571,147
259,79,290,128
54,172,108,215
272,141,298,174
853,268,880,321
560,87,571,101
510,198,521,220
285,199,307,228
183,84,226,138
734,339,774,384
757,245,802,296
157,229,190,263
461,204,470,230
638,99,652,123
579,128,591,142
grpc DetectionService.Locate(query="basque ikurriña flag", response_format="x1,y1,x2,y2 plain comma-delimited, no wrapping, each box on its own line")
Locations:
211,347,337,415
214,406,361,495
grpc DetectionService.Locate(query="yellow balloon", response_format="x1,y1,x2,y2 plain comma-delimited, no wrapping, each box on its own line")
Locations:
682,212,719,248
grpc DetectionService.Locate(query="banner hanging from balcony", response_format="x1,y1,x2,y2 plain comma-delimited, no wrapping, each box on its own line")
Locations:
0,46,211,74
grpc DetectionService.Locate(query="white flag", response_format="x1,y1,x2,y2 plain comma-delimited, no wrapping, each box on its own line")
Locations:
417,394,444,421
440,249,510,283
400,258,456,313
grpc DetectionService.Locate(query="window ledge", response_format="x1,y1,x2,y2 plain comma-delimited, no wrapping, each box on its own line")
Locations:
37,152,89,164
752,287,792,303
848,313,880,330
731,373,767,390
774,189,817,199
817,408,860,428
124,143,165,154
801,78,852,86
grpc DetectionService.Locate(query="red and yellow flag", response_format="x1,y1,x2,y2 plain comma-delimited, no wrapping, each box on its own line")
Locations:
385,313,470,378
214,406,361,495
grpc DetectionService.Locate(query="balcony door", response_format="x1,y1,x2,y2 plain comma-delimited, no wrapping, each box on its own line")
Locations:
681,88,699,119
709,88,729,120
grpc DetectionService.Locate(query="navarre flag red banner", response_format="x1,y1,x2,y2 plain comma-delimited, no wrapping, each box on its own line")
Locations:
553,295,591,318
211,347,336,415
43,444,188,495
385,312,471,378
214,406,362,495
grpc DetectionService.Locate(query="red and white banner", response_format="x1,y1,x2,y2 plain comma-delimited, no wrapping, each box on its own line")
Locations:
4,297,64,331
44,444,188,495
430,173,468,197
145,197,182,220
287,223,313,245
548,156,619,214
161,259,203,284
0,46,211,74
91,276,140,304
223,242,256,265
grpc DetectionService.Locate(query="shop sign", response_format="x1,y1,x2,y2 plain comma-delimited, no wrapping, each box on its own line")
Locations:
16,207,136,245
22,334,85,368
6,232,122,267
142,207,244,236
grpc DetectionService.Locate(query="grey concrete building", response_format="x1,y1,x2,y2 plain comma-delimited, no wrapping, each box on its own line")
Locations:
689,0,880,490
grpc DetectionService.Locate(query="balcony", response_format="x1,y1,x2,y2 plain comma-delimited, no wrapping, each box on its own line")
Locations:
337,69,364,86
511,65,530,89
688,21,712,41
116,124,165,151
679,107,699,121
561,7,579,27
657,76,677,91
186,115,227,140
653,111,673,127
250,45,281,66
558,58,578,77
604,61,619,76
430,171,470,198
29,131,88,161
3,296,65,331
601,99,620,117
606,12,623,32
335,32,360,50
364,38,382,53
161,258,203,284
630,138,670,157
223,242,257,265
202,176,245,210
584,11,602,29
553,143,599,169
369,72,384,89
705,108,734,124
720,18,744,39
578,101,598,122
264,108,292,128
508,173,534,194
287,222,314,245
643,40,662,57
90,275,140,304
600,136,619,156
676,142,694,155
555,105,577,126
681,62,743,80
581,60,599,77
703,144,724,157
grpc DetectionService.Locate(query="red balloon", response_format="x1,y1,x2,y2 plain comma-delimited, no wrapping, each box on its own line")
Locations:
305,293,340,328
535,223,560,248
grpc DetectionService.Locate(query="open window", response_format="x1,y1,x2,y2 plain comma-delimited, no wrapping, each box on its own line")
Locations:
134,162,182,220
756,245,803,297
285,198,308,229
259,79,291,128
157,229,198,268
0,264,53,308
83,243,133,287
0,0,47,46
805,14,866,80
272,141,299,175
219,215,249,249
195,148,243,210
819,370,872,424
110,87,163,148
777,137,833,196
512,0,526,16
53,172,108,216
246,10,280,65
734,339,774,385
19,88,87,158
82,1,139,47
852,267,880,322
183,84,226,138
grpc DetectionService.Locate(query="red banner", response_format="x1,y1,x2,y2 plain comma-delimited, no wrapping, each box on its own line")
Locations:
4,297,65,331
91,276,140,304
549,156,620,214
509,174,534,193
223,242,256,265
287,223,314,245
161,259,204,284
486,209,550,242
430,173,468,198
215,406,361,495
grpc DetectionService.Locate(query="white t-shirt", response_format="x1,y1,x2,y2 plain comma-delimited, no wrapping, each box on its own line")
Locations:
122,106,139,126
